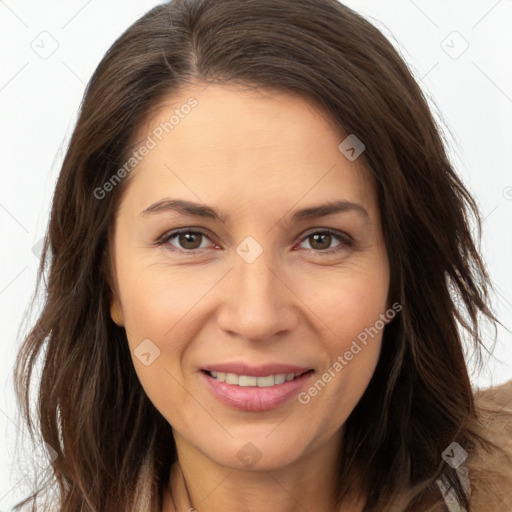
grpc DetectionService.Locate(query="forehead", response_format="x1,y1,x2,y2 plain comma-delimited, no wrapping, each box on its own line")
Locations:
121,83,378,223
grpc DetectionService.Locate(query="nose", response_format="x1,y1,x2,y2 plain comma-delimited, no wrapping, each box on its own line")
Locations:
216,247,298,342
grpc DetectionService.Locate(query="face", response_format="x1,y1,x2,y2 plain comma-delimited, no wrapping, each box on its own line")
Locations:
109,83,390,471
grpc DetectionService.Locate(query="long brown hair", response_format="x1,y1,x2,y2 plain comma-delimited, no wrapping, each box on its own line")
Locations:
13,0,504,510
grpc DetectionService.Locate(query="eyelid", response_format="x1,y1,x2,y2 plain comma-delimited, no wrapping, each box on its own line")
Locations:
299,227,354,245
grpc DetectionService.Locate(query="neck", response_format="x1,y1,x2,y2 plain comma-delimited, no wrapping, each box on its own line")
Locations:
163,434,365,512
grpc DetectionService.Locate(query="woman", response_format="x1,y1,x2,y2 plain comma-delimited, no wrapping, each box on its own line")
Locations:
13,0,512,511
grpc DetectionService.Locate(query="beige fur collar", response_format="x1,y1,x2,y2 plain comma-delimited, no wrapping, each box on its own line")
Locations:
467,379,512,511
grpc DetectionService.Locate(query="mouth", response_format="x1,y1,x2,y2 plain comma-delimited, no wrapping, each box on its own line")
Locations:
201,369,313,387
200,368,315,412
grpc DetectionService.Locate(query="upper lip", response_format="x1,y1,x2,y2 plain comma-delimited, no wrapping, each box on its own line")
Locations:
202,363,313,377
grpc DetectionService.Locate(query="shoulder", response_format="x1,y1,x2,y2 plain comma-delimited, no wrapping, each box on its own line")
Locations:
467,379,512,512
474,378,512,409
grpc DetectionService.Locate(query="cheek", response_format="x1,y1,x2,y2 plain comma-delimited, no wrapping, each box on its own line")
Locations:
114,259,228,416
117,260,223,345
114,266,199,419
292,262,388,419
294,258,389,342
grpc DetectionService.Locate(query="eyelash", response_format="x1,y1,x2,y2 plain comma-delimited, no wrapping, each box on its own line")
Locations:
155,228,354,256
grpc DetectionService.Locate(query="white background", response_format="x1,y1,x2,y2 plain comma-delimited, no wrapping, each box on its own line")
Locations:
1,0,511,509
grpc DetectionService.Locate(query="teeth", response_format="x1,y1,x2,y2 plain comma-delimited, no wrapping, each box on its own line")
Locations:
208,371,305,387
239,375,258,386
225,373,239,385
274,374,286,385
255,375,275,387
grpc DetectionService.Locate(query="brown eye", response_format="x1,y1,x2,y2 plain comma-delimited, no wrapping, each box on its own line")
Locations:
309,233,334,250
176,232,203,250
158,229,214,254
299,230,353,254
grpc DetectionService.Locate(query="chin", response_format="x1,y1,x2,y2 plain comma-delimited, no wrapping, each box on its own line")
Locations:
203,432,309,471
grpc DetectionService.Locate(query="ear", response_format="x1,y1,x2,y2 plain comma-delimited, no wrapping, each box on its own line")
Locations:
110,294,125,327
105,229,124,326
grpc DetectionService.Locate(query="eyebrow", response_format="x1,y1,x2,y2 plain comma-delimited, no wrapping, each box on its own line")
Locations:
140,198,369,223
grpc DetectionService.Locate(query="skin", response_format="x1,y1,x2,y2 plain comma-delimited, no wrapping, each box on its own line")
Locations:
109,83,390,512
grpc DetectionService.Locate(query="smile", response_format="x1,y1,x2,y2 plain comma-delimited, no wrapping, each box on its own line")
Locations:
205,370,309,387
201,369,315,412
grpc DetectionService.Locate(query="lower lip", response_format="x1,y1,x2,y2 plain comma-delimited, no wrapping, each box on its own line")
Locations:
201,370,314,412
